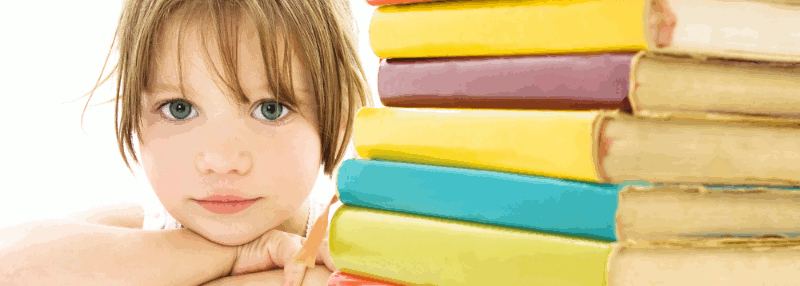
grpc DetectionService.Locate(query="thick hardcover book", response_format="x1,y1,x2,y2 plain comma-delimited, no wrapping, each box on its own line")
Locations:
630,51,800,120
616,185,800,240
353,107,800,186
327,271,400,286
370,0,800,60
608,237,800,286
329,205,613,286
337,159,629,241
377,53,633,110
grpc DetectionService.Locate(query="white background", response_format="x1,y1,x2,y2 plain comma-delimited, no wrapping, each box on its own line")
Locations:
0,0,380,230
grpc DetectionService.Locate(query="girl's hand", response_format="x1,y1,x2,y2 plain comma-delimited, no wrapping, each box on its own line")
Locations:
231,229,336,286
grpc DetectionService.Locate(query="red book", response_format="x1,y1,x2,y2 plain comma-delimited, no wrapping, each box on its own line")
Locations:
378,53,634,110
327,271,403,286
367,0,446,6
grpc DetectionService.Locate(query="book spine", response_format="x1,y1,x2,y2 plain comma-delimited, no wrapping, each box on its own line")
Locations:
353,107,603,182
337,159,623,241
378,53,634,110
370,0,647,58
330,205,613,286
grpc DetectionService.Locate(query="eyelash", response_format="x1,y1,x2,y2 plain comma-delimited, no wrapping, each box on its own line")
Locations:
252,100,293,124
156,99,293,124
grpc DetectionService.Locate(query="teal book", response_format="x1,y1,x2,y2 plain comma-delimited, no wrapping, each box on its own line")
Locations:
336,159,643,241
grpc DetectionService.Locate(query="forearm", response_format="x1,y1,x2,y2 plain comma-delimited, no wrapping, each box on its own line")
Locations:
202,267,333,286
0,219,236,286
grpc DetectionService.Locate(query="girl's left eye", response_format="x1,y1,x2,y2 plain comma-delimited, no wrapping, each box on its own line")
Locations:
253,101,290,121
159,99,199,120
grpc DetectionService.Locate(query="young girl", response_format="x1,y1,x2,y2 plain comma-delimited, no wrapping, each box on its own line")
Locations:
0,0,369,285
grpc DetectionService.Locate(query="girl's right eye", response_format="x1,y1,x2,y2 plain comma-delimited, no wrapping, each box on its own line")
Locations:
159,99,198,120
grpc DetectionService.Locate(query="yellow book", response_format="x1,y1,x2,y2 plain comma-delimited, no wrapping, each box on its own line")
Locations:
330,205,613,286
330,206,800,286
354,107,800,186
370,0,800,60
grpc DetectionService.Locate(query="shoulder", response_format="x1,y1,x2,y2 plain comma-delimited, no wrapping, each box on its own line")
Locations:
67,203,145,229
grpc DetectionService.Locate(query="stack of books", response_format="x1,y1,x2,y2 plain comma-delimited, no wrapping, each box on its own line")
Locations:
327,0,800,285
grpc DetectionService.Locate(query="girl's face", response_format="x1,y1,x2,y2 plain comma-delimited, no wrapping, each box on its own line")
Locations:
139,18,321,246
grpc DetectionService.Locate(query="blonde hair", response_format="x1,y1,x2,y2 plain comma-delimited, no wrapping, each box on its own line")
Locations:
85,0,371,177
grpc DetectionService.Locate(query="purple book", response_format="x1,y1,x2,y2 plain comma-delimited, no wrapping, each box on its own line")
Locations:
378,53,634,110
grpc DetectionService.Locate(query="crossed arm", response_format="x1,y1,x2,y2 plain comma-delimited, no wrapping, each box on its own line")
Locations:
0,204,332,286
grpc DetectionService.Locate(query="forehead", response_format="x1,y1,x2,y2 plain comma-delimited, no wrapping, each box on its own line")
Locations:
147,11,313,106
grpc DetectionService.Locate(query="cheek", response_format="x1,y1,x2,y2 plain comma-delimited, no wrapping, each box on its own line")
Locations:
140,127,198,204
253,123,322,203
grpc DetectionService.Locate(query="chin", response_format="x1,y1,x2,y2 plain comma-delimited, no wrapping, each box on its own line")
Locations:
206,232,260,246
190,222,267,246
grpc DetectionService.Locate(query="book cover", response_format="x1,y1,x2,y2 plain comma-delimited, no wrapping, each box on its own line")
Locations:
329,205,613,286
354,107,800,186
378,53,634,110
370,0,647,58
337,159,632,241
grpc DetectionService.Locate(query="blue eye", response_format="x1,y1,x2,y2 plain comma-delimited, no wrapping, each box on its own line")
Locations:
160,99,198,120
253,101,289,121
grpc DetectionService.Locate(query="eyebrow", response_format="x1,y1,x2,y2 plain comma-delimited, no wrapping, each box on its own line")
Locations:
149,83,183,95
147,82,314,106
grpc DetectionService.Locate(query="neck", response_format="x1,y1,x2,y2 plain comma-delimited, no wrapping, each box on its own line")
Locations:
275,199,310,237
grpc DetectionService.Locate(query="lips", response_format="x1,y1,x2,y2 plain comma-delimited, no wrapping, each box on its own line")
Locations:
197,194,257,202
194,194,261,214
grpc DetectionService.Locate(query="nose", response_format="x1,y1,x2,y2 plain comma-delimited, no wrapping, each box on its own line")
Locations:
195,151,253,175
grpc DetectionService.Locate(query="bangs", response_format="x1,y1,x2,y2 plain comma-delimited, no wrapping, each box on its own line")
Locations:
157,1,302,110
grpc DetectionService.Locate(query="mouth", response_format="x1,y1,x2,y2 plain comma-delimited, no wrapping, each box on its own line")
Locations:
194,196,261,215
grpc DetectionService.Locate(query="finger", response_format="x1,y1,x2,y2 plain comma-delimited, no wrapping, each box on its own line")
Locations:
283,260,308,286
232,233,280,276
315,238,337,272
270,231,307,286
